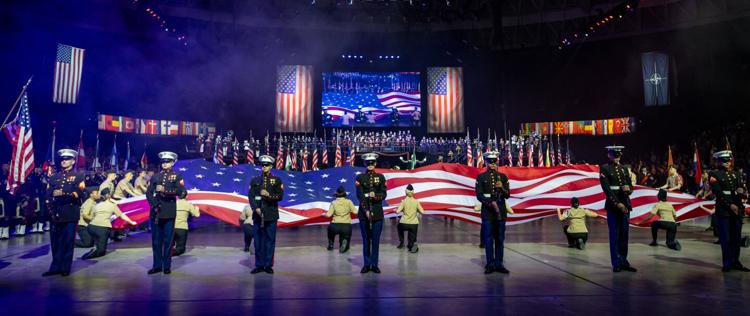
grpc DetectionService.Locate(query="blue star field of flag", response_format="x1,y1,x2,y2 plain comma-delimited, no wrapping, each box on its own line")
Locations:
427,68,447,95
277,66,297,94
176,159,374,206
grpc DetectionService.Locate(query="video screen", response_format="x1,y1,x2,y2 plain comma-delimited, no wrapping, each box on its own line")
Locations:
321,72,421,127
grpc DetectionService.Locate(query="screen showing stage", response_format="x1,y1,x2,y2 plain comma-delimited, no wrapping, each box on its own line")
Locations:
321,71,421,127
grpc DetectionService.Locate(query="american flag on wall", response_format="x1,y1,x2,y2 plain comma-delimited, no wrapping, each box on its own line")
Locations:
111,161,730,230
276,65,313,133
2,93,35,194
427,67,464,133
52,44,84,104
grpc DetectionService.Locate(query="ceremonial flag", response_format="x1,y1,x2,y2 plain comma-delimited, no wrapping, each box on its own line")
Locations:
110,161,721,230
110,137,118,171
124,141,131,170
311,146,319,171
276,142,285,169
302,147,309,172
140,150,148,169
246,143,255,165
93,134,100,169
75,130,86,170
641,52,670,106
335,143,343,167
693,144,702,188
476,146,484,169
322,143,329,166
2,93,34,194
517,139,524,167
347,147,355,167
466,142,474,167
528,141,534,167
52,43,84,104
46,123,56,166
139,119,159,135
276,65,313,132
427,67,464,133
667,146,674,167
537,141,544,168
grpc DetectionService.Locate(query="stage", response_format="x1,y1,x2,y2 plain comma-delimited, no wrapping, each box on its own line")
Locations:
0,216,748,315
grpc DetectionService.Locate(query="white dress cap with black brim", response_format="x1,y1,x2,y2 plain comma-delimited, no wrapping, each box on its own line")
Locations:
158,151,178,161
57,149,78,159
362,153,379,161
259,155,275,164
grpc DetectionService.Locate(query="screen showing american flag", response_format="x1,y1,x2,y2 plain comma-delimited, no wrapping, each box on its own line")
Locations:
53,43,85,104
322,72,421,128
276,65,313,133
427,67,464,133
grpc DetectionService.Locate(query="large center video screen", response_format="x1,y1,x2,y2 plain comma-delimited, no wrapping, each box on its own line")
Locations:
321,72,421,127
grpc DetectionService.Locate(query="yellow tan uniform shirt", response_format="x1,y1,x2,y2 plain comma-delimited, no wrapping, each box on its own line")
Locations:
78,198,97,226
239,205,254,225
175,199,200,230
89,200,127,228
325,198,357,224
564,208,599,234
113,179,136,200
98,180,115,195
397,196,424,225
133,177,149,195
650,201,677,223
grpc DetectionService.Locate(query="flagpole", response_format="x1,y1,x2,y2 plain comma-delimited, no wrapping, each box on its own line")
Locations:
1,76,33,129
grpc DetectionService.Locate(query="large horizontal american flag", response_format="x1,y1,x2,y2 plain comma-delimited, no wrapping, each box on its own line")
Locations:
52,43,85,104
112,160,727,230
276,65,313,133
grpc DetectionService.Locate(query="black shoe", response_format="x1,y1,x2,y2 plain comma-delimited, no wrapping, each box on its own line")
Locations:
669,242,682,251
479,243,485,249
409,246,419,253
622,266,637,272
484,266,494,274
251,268,264,274
397,242,404,249
147,268,162,275
649,241,658,246
60,272,70,277
243,247,250,252
732,264,750,272
495,266,510,274
339,240,350,253
327,241,334,251
576,239,585,250
42,271,60,277
722,267,732,272
264,267,274,274
164,269,171,274
371,266,381,274
613,267,622,272
713,240,721,245
360,266,370,274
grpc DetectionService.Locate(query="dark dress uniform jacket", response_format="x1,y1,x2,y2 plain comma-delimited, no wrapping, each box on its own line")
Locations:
475,169,510,221
356,171,387,221
709,169,746,218
248,173,284,221
599,164,633,211
146,170,185,219
46,171,86,222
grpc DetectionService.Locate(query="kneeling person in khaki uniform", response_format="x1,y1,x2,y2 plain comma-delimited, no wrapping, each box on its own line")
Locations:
557,197,599,250
323,186,357,253
396,184,424,253
173,192,200,256
239,205,255,252
81,188,137,259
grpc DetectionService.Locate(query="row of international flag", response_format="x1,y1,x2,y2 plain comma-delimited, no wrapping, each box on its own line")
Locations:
97,114,215,137
521,116,634,136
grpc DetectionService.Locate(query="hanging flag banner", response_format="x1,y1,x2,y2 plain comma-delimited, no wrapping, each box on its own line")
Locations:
521,116,635,136
641,52,670,106
97,114,215,136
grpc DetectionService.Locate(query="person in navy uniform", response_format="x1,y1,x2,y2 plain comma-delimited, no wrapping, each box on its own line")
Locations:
475,151,511,274
249,155,284,274
145,151,185,275
709,150,749,272
599,145,637,273
356,152,387,274
43,149,86,277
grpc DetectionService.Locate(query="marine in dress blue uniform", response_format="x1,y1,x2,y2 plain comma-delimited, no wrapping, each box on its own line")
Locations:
145,151,185,275
599,146,637,272
356,153,387,274
709,150,749,272
475,151,511,274
43,149,86,277
249,155,284,274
